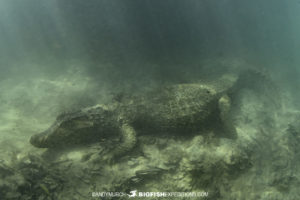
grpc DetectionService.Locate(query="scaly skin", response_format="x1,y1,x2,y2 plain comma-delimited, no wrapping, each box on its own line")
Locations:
31,70,270,157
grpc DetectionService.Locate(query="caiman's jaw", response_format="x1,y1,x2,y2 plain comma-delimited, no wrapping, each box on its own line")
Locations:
30,119,59,148
30,121,74,148
30,118,96,148
30,132,46,148
30,105,112,148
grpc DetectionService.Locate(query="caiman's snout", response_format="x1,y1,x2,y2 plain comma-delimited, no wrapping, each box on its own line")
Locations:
30,106,109,148
30,131,50,148
30,134,41,148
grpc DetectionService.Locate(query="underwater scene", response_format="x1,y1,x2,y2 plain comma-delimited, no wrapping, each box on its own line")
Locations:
1,0,300,199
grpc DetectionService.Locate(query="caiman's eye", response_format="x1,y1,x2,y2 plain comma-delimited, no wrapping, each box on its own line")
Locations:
56,110,82,121
56,113,67,120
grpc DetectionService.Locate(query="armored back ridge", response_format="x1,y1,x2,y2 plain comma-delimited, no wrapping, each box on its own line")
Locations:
119,84,219,134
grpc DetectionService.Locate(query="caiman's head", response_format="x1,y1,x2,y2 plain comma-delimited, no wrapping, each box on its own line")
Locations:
30,105,117,148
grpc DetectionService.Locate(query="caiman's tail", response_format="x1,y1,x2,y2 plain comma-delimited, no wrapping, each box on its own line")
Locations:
230,68,282,111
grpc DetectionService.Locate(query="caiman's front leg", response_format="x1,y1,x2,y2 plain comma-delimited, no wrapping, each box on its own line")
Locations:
113,123,137,157
102,123,137,163
218,94,237,139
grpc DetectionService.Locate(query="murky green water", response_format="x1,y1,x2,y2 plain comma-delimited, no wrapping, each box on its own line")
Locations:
1,1,300,200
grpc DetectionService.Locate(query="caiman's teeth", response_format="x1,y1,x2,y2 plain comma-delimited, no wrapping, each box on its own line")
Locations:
41,136,47,144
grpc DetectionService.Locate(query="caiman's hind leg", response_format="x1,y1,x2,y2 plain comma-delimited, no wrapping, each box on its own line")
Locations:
218,94,237,139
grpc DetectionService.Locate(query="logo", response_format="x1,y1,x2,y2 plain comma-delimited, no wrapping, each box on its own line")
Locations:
128,190,137,198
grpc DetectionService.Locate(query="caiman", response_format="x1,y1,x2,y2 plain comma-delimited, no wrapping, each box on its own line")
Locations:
30,69,272,157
